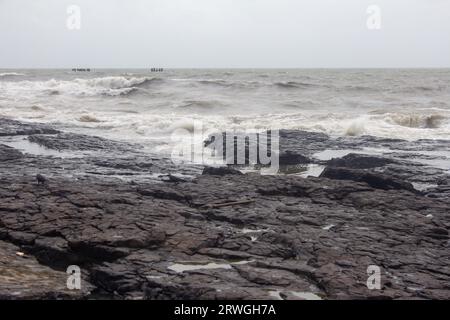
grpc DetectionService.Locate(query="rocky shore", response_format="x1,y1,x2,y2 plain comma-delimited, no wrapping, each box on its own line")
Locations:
0,117,449,300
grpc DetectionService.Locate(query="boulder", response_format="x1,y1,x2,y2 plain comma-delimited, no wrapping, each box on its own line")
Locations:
320,167,417,192
202,166,243,176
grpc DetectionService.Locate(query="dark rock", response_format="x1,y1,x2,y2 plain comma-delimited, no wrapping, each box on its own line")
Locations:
0,169,448,300
0,118,59,136
163,174,187,183
279,151,310,166
30,237,81,268
0,144,23,161
6,231,36,245
202,166,243,176
436,176,449,186
137,186,191,203
0,118,449,300
205,130,315,165
36,174,47,185
327,153,395,169
319,167,417,192
28,133,139,152
0,240,92,299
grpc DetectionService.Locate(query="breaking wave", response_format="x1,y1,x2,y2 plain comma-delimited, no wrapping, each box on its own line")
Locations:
1,69,450,145
274,81,315,89
0,72,25,78
341,112,450,138
197,79,232,87
0,76,154,97
383,113,447,129
176,99,229,111
182,78,262,89
79,114,102,123
77,76,153,89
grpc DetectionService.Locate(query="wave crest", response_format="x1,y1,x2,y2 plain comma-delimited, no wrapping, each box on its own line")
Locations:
274,81,316,89
0,76,155,97
79,114,102,123
0,72,25,77
385,113,446,129
76,76,155,89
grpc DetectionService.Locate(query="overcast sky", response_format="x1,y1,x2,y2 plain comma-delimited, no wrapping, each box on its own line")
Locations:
1,0,449,68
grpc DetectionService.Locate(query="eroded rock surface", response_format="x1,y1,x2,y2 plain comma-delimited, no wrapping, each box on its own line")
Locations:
0,240,91,299
0,118,449,300
0,118,59,136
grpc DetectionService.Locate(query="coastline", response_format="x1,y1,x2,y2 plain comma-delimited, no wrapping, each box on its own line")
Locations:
0,117,449,299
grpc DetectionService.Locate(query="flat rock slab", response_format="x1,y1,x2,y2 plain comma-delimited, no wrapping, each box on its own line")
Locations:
28,133,141,152
0,173,448,299
0,241,91,299
0,118,59,136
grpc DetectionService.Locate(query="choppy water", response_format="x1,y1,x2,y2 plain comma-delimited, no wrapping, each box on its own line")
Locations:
1,69,449,154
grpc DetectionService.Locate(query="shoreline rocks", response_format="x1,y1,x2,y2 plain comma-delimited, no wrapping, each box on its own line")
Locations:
319,167,417,192
0,117,449,300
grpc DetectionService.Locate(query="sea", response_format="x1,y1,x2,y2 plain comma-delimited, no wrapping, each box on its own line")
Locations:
1,69,449,157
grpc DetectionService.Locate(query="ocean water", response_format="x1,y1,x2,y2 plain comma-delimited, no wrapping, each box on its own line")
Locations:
1,69,449,155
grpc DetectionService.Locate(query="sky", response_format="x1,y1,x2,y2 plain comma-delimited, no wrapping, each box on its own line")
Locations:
0,0,449,68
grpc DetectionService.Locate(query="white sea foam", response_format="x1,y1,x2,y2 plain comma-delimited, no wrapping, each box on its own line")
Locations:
0,72,25,77
79,114,102,123
0,76,151,97
0,70,449,151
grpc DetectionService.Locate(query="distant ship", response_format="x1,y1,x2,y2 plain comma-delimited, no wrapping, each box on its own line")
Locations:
72,68,91,72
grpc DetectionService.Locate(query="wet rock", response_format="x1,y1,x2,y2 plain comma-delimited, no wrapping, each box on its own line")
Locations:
423,185,450,205
28,133,139,152
319,167,417,192
0,118,59,136
163,174,188,183
0,144,23,162
137,185,192,203
204,130,312,167
279,151,310,166
36,174,47,185
436,176,449,186
30,237,81,268
0,240,91,299
202,166,243,176
0,118,449,300
0,171,448,299
327,153,395,169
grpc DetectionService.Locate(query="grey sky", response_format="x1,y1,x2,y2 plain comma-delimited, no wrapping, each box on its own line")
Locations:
1,0,449,68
